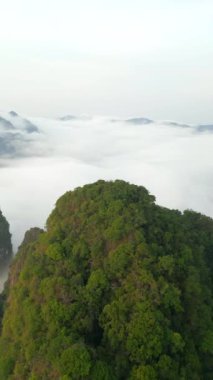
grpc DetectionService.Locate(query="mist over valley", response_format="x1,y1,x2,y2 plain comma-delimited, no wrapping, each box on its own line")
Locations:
0,111,213,251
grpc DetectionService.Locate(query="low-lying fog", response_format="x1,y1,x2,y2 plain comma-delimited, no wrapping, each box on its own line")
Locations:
1,111,213,252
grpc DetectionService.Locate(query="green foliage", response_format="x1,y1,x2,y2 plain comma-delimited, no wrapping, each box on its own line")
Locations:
130,365,157,380
59,343,91,379
91,360,115,380
0,180,212,379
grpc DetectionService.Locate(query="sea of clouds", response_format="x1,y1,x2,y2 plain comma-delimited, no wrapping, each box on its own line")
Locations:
0,111,213,252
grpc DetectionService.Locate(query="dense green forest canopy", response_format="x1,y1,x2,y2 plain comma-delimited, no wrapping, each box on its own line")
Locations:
0,180,212,379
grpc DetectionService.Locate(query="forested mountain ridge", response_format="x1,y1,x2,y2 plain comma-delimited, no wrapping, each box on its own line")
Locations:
0,180,212,379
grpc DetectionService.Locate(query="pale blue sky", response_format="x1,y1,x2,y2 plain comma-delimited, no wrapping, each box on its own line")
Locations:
0,0,213,122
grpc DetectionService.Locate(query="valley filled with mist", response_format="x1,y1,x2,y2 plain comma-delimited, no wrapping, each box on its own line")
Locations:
1,110,213,251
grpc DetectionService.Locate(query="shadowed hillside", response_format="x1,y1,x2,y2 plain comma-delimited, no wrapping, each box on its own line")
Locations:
0,210,12,288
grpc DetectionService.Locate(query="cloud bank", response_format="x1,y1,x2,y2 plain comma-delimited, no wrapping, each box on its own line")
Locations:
0,111,213,251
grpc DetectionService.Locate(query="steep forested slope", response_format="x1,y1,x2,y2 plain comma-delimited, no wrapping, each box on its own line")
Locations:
0,209,12,272
0,180,212,379
0,209,12,330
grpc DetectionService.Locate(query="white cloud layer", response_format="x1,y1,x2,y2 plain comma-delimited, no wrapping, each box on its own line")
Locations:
0,112,213,252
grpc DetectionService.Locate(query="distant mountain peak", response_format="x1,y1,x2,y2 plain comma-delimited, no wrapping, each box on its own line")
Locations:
59,115,77,121
9,111,19,117
125,117,153,125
